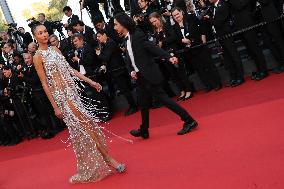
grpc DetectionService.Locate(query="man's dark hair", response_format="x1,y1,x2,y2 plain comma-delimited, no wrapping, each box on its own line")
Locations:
71,20,85,27
114,12,136,33
63,6,72,12
93,16,105,26
71,33,84,41
171,7,184,14
96,29,107,36
38,13,46,18
18,27,25,30
2,65,12,70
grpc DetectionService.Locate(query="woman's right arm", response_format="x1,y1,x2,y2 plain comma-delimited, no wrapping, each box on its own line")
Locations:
33,54,63,119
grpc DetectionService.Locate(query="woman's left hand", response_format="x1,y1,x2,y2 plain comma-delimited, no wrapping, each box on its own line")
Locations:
90,81,102,92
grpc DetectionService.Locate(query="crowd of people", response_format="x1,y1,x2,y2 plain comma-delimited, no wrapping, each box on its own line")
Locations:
1,0,284,146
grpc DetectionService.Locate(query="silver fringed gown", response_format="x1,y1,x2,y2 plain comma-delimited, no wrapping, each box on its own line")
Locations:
37,47,112,183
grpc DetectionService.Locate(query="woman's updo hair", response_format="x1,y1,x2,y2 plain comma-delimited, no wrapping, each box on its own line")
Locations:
30,21,43,35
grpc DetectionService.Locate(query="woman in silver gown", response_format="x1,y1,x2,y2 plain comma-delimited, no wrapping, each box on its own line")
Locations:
32,23,125,184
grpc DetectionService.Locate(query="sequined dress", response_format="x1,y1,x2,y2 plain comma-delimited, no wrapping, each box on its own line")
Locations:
37,47,112,183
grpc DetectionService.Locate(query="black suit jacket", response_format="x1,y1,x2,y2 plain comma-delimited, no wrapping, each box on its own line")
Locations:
22,65,42,90
208,0,233,36
83,25,98,47
229,0,256,28
80,43,101,76
173,14,204,49
127,29,171,85
98,39,127,76
68,14,80,25
256,0,280,20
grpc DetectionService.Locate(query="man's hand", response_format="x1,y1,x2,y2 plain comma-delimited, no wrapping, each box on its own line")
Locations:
100,65,107,73
3,88,8,96
18,72,24,78
169,57,179,65
131,71,138,80
95,48,101,55
72,56,80,62
203,15,210,20
16,65,22,70
182,38,191,44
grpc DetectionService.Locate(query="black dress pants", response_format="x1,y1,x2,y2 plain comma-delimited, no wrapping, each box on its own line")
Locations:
136,73,194,131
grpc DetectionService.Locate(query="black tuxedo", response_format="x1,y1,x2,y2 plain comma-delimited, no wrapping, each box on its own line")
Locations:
126,29,194,131
82,25,98,47
16,31,33,48
22,65,60,134
229,0,267,73
99,39,136,108
43,21,54,35
67,14,80,25
79,43,101,77
208,0,244,80
257,0,284,67
154,23,193,93
173,14,221,89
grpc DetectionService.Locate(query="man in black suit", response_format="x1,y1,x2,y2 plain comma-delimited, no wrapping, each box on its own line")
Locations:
205,0,244,87
38,13,54,35
256,0,284,72
63,6,80,30
14,27,33,50
114,13,197,138
229,0,268,80
96,30,138,116
72,20,98,47
49,34,73,60
72,33,111,121
93,17,122,44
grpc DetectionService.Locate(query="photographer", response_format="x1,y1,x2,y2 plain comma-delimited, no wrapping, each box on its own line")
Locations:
13,27,33,50
49,34,73,61
96,30,138,116
27,42,38,56
22,53,62,138
80,0,104,23
63,6,79,30
2,42,15,67
93,16,122,44
72,33,111,121
172,7,221,92
71,20,98,47
38,13,54,35
1,65,37,142
134,0,155,34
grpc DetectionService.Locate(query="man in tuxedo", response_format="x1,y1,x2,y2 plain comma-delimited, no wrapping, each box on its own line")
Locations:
93,17,122,43
72,20,98,47
72,33,111,121
96,30,138,116
257,0,284,73
14,27,33,50
113,12,197,138
63,6,80,30
38,13,54,35
229,0,268,80
205,0,244,87
49,34,73,61
21,53,61,138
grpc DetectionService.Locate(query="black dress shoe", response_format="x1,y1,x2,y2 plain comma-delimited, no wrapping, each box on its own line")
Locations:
231,78,244,87
214,84,222,91
124,106,139,116
130,129,149,139
254,71,268,81
177,121,198,135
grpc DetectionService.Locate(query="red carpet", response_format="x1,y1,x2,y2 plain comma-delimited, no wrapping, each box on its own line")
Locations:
1,74,284,189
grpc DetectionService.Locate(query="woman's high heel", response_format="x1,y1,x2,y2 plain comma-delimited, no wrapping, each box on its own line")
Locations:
116,164,126,173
